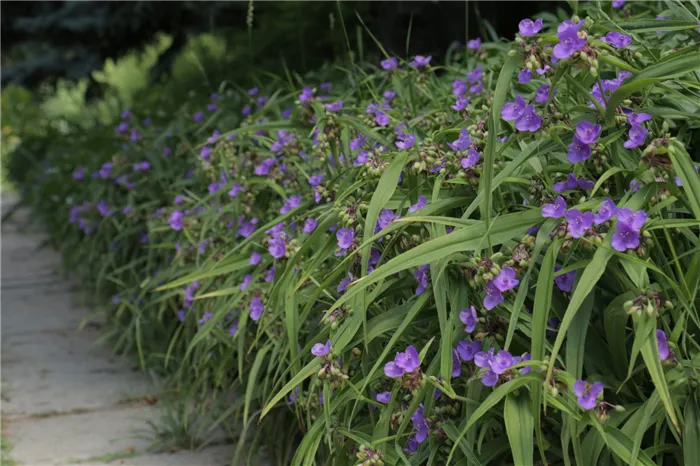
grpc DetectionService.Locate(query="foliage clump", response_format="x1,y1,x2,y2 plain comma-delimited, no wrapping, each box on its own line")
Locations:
4,1,700,465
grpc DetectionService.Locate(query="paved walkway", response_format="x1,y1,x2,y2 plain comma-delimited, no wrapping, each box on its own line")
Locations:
1,198,237,466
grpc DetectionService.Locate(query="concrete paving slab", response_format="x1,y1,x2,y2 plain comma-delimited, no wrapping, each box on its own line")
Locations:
77,444,235,466
6,406,158,465
1,206,253,466
2,327,153,418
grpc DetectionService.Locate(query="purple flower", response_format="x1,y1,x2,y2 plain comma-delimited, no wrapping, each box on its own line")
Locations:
565,209,594,238
250,252,262,265
312,340,331,357
474,348,516,387
467,66,482,84
280,195,302,214
303,218,318,233
452,79,468,96
229,321,239,336
410,404,430,445
198,312,213,325
410,55,432,68
396,132,416,150
200,146,212,161
483,281,504,310
657,329,670,361
593,198,616,224
99,162,113,179
535,84,552,104
414,265,430,295
542,196,566,218
375,392,391,404
193,111,204,122
249,298,264,321
573,380,603,410
409,195,428,213
467,38,481,50
324,101,343,112
625,111,652,125
554,265,576,292
72,167,86,180
456,340,481,361
299,87,314,102
265,266,276,283
444,350,458,379
384,345,421,378
169,211,184,231
383,90,396,100
616,208,648,230
381,57,398,70
613,0,625,7
518,68,532,84
375,111,390,126
95,201,110,217
228,184,242,198
554,174,585,192
248,87,259,96
459,306,478,333
237,217,258,238
515,105,542,132
267,234,287,258
501,95,527,120
611,220,641,251
350,135,368,151
309,174,324,187
377,209,398,231
337,273,353,293
553,20,586,60
493,267,519,292
452,96,470,111
449,128,472,151
567,136,592,163
611,208,646,251
256,96,268,107
336,228,354,250
624,124,648,149
242,105,251,116
601,31,632,48
183,281,199,307
519,18,544,37
490,350,515,374
575,120,602,144
208,182,222,194
240,275,253,291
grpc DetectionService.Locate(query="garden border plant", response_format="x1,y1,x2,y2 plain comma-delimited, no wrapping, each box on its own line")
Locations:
4,1,700,465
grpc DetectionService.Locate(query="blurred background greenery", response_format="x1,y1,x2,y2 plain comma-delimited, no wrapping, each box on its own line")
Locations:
0,1,567,190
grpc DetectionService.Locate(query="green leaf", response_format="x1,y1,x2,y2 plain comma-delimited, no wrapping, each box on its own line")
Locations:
446,374,540,463
684,394,700,466
605,52,700,123
328,209,543,320
669,140,700,220
545,245,612,390
362,150,408,276
504,393,534,466
244,345,270,426
260,359,321,420
640,324,681,435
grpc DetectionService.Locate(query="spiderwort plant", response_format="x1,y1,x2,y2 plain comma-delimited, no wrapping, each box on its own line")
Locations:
7,2,700,465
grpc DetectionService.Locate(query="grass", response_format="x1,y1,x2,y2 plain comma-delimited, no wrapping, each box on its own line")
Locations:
1,418,16,466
